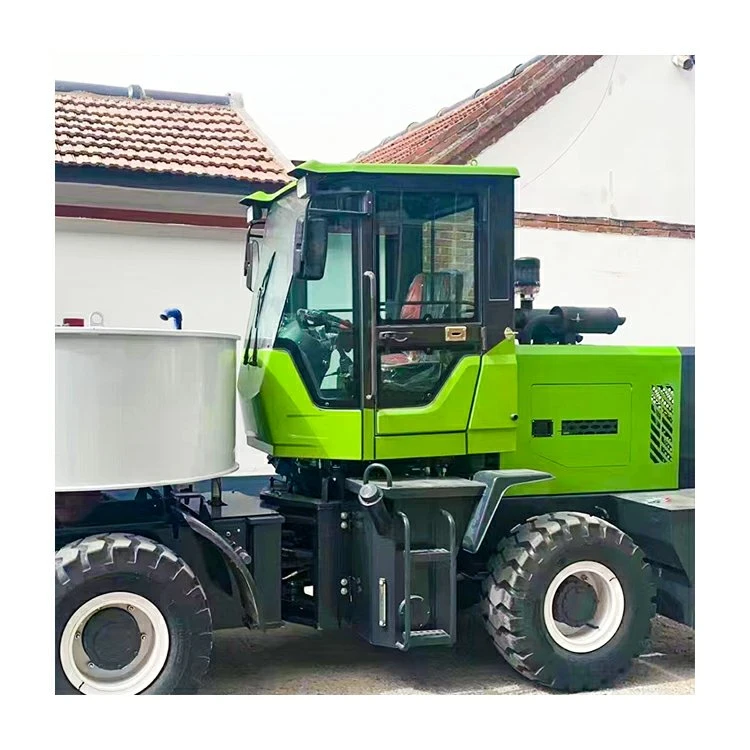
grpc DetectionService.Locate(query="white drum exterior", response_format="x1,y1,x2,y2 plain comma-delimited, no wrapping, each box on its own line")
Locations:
56,328,240,492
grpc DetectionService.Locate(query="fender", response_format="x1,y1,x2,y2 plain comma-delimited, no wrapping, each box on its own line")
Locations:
462,469,554,554
177,507,264,629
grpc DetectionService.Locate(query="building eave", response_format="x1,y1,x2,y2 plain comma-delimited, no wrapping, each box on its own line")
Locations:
55,164,286,196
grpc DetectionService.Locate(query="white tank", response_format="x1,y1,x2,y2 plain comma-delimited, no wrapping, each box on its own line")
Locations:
56,327,240,492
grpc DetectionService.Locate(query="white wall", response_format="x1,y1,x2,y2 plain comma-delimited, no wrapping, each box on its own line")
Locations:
56,182,249,219
477,55,695,224
517,226,694,347
55,218,271,475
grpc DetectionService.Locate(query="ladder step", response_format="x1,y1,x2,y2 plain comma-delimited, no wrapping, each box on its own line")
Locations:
410,548,451,563
407,628,452,646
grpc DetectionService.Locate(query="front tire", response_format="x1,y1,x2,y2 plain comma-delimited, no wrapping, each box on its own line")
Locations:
55,533,212,695
480,512,656,692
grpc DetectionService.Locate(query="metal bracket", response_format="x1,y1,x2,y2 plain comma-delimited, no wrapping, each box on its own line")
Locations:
176,507,264,630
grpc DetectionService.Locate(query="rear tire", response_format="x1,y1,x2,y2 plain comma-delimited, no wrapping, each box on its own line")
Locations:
55,533,212,695
480,512,656,692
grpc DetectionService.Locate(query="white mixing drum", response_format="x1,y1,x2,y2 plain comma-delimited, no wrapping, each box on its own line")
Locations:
56,327,240,492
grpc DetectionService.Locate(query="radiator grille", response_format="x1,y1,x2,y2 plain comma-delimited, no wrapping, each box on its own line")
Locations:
650,385,675,463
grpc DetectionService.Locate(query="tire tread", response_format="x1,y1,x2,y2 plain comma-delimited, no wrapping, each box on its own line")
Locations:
55,533,212,694
481,512,657,692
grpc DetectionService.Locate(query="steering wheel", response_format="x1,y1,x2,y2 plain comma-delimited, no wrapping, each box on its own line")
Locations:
296,308,352,333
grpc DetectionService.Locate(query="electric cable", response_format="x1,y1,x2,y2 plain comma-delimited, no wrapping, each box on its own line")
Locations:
520,56,619,190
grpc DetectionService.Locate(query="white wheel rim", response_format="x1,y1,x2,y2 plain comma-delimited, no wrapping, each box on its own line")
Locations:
60,591,170,694
543,561,625,653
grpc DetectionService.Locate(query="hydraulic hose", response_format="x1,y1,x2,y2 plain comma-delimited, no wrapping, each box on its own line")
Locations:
518,314,560,345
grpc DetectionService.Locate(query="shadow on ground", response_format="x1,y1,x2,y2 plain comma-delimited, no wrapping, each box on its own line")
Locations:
201,612,694,695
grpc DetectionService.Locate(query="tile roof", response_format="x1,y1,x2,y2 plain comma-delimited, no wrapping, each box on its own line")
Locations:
355,56,602,165
55,83,292,186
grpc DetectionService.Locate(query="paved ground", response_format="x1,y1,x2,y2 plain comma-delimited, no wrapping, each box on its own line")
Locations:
201,613,694,695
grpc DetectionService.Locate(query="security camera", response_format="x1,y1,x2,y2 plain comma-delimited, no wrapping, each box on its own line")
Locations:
672,55,695,71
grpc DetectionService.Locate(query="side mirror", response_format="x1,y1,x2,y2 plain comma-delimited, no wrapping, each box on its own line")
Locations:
244,236,260,291
298,217,328,281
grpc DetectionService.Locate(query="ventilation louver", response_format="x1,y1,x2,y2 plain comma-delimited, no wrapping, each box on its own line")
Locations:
650,385,675,463
561,419,618,435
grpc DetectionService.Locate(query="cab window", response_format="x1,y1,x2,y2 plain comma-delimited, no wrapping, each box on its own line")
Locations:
275,201,359,407
376,192,478,323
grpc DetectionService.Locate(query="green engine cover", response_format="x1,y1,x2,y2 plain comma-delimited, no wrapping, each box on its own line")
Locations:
502,345,682,495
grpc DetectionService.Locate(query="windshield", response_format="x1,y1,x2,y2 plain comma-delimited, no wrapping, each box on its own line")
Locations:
242,193,306,365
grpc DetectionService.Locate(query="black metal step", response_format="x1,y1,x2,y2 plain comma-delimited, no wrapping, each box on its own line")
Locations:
395,508,458,652
410,547,451,563
406,629,453,647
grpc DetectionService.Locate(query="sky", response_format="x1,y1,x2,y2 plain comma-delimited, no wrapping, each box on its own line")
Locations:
53,55,532,163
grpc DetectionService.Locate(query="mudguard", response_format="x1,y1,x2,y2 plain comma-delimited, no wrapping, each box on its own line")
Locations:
177,507,264,629
462,469,553,553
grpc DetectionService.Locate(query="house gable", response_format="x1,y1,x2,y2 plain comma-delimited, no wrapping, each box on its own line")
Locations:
55,81,294,231
476,56,695,224
355,56,601,165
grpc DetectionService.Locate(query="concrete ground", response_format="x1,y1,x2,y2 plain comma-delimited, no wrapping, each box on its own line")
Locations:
201,613,694,695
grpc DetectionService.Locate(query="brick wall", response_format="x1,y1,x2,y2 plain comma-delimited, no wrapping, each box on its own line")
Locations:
515,212,694,238
422,208,476,304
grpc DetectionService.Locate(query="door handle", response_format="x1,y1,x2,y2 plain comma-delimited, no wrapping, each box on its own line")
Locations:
364,271,377,402
379,330,413,343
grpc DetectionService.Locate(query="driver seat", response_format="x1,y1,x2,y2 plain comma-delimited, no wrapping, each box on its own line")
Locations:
381,271,463,367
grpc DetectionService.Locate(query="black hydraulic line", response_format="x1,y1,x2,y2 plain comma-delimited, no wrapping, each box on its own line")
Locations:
517,314,560,344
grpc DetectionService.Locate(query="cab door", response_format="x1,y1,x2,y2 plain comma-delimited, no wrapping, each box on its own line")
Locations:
362,190,484,460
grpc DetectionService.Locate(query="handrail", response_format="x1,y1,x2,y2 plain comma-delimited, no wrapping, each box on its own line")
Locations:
364,270,377,403
441,508,457,642
396,511,411,650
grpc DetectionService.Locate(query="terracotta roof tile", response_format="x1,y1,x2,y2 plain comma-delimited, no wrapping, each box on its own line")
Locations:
356,56,602,165
55,88,291,185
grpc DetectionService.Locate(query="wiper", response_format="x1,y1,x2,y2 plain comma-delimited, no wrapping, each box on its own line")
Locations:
244,253,276,366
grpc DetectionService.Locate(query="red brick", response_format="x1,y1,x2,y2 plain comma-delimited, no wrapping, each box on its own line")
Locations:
357,56,602,165
55,90,289,184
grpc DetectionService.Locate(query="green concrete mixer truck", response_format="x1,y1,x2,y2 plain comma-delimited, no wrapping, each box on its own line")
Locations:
55,161,694,694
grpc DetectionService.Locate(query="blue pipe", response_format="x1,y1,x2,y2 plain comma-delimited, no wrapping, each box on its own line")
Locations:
160,308,183,330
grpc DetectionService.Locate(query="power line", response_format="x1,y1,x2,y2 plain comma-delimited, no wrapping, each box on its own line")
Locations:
520,56,618,190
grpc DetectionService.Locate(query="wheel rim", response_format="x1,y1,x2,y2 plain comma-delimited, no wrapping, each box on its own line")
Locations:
60,591,170,694
542,561,625,653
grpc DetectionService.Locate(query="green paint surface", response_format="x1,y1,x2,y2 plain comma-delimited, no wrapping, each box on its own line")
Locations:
530,383,632,467
237,349,362,460
240,162,520,206
289,160,520,179
241,182,295,206
502,345,682,495
376,432,466,460
467,337,518,454
363,408,375,460
238,327,684,500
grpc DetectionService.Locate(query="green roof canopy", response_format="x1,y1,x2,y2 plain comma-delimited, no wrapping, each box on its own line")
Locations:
240,160,520,206
240,181,295,207
290,160,519,179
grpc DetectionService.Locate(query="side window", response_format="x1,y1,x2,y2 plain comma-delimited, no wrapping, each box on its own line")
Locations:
276,212,358,407
376,192,477,323
379,348,468,408
375,191,477,409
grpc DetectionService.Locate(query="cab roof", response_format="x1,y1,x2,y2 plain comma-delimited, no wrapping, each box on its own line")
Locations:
289,160,519,179
241,160,519,206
